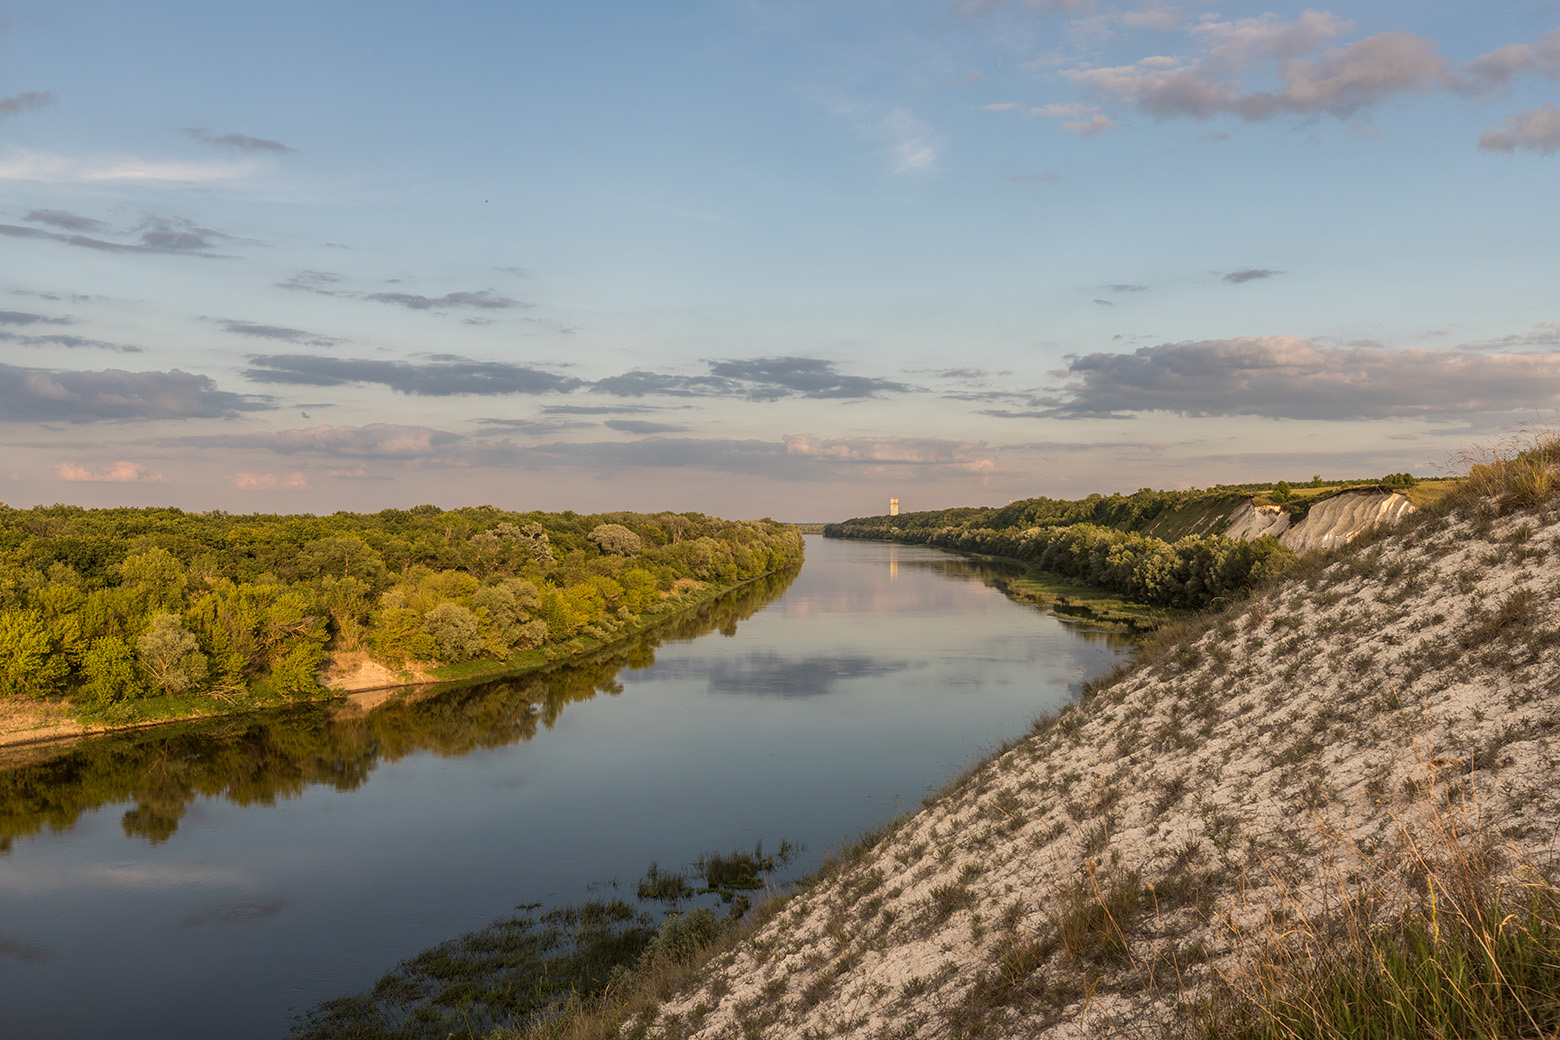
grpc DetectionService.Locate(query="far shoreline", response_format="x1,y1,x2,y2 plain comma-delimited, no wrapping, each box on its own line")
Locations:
0,563,801,766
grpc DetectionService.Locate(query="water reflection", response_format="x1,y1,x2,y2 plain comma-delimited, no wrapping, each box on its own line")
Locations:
639,651,916,698
0,568,798,852
0,537,1133,1040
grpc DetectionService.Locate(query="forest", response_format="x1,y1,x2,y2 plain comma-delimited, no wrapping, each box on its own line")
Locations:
0,503,803,716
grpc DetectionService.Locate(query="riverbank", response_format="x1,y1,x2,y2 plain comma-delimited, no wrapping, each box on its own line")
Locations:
968,552,1183,633
0,565,800,761
523,475,1560,1039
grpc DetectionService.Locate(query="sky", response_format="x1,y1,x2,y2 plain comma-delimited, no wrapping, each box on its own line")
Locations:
1,0,1558,522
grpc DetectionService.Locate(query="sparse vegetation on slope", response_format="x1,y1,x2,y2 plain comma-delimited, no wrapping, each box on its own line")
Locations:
515,437,1560,1040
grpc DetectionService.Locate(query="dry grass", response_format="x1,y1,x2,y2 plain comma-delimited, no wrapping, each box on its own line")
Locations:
1201,762,1560,1040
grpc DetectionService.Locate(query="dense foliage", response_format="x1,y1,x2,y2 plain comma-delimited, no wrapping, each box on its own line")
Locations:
825,520,1290,610
0,567,797,852
0,504,802,711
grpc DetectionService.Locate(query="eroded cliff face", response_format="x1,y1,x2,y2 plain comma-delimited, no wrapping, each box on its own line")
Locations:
1221,500,1291,541
1276,489,1415,553
1213,489,1415,552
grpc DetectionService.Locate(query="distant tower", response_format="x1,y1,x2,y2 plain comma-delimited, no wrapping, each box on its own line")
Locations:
889,498,900,516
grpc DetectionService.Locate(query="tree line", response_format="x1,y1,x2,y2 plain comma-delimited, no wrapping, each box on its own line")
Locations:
0,504,803,711
826,503,1293,610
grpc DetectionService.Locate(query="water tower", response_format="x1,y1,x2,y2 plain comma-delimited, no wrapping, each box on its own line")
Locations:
889,498,899,516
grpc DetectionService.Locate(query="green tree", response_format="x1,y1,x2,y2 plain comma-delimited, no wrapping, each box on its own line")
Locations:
78,636,143,707
0,610,69,698
136,613,208,694
588,523,642,557
424,603,484,662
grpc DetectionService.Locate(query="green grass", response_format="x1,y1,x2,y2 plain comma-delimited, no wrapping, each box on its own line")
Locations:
997,569,1186,632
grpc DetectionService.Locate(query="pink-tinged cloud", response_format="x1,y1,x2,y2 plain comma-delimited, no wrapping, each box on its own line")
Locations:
230,471,310,490
1062,31,1450,124
1464,29,1560,90
1479,104,1560,155
1191,11,1350,71
55,460,163,483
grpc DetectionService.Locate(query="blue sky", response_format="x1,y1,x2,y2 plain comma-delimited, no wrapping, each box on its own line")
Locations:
2,0,1557,520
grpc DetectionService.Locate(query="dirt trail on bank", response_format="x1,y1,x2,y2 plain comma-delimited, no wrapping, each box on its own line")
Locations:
643,496,1560,1039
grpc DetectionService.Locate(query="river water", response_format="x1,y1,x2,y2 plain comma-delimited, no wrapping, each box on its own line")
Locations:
0,536,1129,1040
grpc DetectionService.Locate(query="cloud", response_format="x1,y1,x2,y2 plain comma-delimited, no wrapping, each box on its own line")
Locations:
179,423,462,459
1039,337,1560,420
589,358,909,401
509,437,795,476
1463,29,1560,90
1190,11,1351,71
1456,322,1560,351
480,434,994,481
1276,32,1450,118
587,370,737,398
0,330,141,352
604,419,691,434
55,460,163,483
705,356,912,400
471,417,592,436
1034,102,1112,135
230,472,309,490
0,150,256,184
1106,283,1147,292
863,106,939,172
363,290,526,311
541,404,662,415
1479,104,1560,155
1052,21,1454,131
0,91,56,119
136,215,251,254
0,223,167,255
219,320,339,346
0,310,69,327
185,127,296,153
276,270,350,296
639,651,911,698
1223,268,1281,283
25,209,107,232
0,215,247,258
0,364,270,421
783,434,995,471
242,354,582,395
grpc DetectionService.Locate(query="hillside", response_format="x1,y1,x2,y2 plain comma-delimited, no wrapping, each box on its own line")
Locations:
582,471,1560,1038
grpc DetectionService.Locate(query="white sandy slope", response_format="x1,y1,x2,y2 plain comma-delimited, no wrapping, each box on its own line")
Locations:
641,496,1560,1040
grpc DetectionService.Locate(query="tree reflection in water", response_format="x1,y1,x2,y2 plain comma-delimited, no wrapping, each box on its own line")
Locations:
0,568,798,852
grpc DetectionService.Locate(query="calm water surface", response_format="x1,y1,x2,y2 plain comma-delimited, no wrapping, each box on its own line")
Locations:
0,536,1129,1040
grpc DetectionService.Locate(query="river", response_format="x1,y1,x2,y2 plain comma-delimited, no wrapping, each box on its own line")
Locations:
0,536,1129,1039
